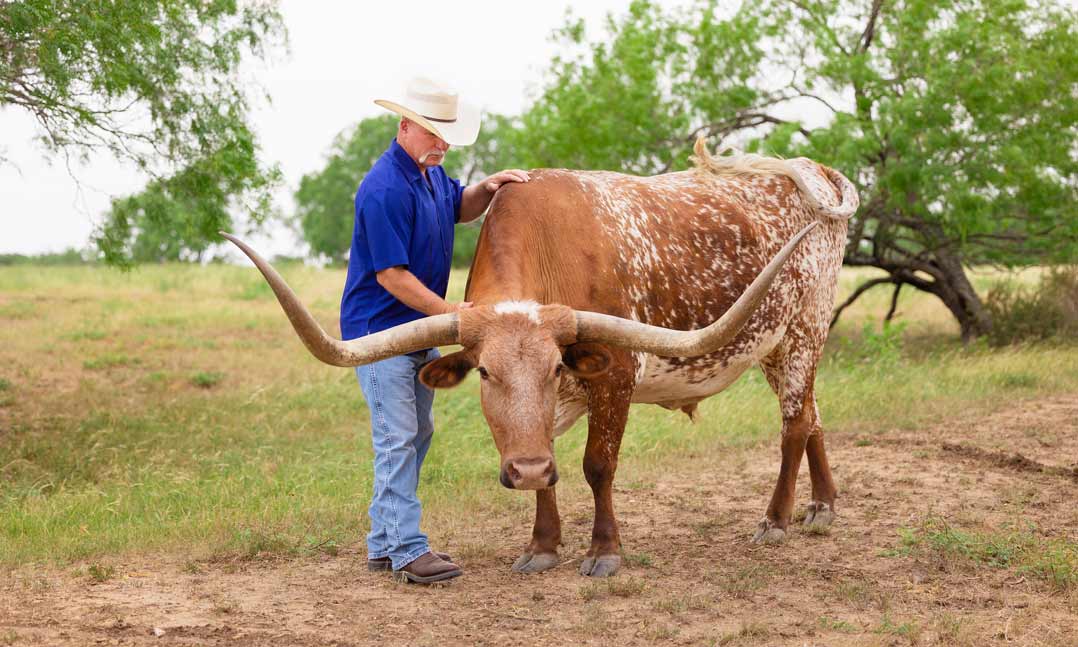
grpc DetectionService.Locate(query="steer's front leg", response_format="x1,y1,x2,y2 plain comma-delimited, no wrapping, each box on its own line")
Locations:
579,364,633,578
511,486,562,573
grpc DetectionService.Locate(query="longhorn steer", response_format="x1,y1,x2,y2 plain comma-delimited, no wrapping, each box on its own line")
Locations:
223,138,859,578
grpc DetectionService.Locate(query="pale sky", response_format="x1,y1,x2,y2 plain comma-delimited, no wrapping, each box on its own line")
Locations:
1,0,676,257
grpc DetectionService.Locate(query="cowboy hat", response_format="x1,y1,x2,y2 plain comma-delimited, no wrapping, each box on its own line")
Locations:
374,77,481,147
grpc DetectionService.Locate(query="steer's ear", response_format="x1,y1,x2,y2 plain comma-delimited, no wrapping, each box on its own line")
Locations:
419,350,476,389
562,342,612,379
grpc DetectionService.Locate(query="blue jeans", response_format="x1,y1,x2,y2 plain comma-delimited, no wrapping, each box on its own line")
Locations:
355,348,439,569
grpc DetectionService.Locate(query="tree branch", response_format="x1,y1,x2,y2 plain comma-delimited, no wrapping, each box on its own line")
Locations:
829,276,894,329
860,0,885,53
884,281,902,322
788,1,851,57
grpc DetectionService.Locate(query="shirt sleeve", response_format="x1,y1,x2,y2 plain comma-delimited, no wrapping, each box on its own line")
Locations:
359,189,413,271
450,175,465,223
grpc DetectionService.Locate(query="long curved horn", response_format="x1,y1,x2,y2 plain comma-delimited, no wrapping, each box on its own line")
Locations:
221,233,459,367
574,221,817,356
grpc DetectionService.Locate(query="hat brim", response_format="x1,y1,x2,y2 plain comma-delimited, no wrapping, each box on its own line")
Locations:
374,98,481,147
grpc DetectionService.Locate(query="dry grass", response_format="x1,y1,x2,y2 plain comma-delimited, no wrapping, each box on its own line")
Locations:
2,263,1078,569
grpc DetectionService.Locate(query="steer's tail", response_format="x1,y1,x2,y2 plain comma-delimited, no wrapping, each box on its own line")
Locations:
690,136,860,221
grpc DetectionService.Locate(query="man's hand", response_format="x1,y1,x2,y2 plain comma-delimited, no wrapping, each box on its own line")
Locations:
460,169,531,223
482,169,530,193
443,301,473,313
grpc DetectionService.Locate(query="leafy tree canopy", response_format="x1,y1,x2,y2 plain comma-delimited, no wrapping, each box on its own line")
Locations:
0,0,286,266
512,0,1078,340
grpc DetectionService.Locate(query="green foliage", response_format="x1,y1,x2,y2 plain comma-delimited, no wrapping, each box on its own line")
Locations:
293,114,400,263
0,0,286,266
515,0,1078,339
294,113,523,265
0,249,92,266
514,1,771,174
984,267,1078,346
96,129,283,267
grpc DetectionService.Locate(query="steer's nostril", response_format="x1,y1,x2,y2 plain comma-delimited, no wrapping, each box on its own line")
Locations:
504,458,557,489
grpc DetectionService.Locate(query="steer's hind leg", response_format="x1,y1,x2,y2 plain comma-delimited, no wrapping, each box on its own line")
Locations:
803,412,837,530
752,392,814,544
579,353,633,578
756,350,829,544
512,486,562,573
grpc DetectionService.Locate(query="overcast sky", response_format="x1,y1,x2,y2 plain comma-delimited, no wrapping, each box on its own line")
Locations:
1,0,680,257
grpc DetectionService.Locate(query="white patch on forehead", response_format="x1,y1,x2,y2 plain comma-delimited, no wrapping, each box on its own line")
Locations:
493,300,542,323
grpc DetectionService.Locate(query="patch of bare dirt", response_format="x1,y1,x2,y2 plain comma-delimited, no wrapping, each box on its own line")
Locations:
3,394,1078,646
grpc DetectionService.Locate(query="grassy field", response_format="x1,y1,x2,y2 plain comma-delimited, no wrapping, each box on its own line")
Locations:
1,262,1076,570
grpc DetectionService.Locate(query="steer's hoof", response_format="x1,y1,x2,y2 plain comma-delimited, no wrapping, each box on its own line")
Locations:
511,552,560,574
803,501,835,529
751,519,787,545
579,554,621,578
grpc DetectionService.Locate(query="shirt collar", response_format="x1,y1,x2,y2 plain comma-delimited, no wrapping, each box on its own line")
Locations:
388,138,426,186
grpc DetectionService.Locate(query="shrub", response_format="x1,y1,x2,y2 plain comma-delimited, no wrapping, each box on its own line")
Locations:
985,267,1078,346
834,320,908,367
190,372,224,389
87,563,116,583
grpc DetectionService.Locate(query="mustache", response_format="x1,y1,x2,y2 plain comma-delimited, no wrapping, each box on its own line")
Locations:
418,149,446,165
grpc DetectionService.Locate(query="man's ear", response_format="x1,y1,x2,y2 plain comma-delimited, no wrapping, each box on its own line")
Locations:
419,350,476,389
562,342,612,379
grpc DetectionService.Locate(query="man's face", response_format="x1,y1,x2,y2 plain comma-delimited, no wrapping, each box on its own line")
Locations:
399,118,450,170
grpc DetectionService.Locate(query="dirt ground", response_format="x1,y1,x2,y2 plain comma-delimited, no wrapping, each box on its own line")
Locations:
3,394,1077,647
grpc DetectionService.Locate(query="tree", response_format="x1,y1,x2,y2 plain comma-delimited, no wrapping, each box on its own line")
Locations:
294,112,522,265
294,114,401,264
0,0,286,266
516,0,1078,340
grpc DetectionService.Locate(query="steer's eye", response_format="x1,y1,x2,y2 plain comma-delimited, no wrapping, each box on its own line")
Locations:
554,364,564,378
477,366,489,380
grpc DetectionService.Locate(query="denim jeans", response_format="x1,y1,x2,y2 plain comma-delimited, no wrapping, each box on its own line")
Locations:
355,348,440,569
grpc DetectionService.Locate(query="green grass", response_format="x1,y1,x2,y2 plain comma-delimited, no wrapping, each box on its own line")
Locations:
190,371,224,389
86,562,116,583
818,616,858,633
890,516,1078,589
579,576,647,601
874,614,921,641
83,354,139,370
2,264,1078,567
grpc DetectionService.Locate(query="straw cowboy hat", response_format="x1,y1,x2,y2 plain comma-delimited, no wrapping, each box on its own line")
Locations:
374,77,481,147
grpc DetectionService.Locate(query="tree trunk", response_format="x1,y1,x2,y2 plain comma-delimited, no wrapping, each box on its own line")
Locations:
927,250,992,343
839,251,993,343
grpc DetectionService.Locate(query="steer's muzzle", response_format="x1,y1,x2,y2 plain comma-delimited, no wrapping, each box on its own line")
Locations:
500,457,558,490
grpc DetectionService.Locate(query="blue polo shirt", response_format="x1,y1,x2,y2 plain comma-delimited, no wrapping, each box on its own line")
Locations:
340,139,464,339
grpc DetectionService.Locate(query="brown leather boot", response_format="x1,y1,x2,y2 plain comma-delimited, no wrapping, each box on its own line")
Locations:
393,552,462,584
367,552,452,572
